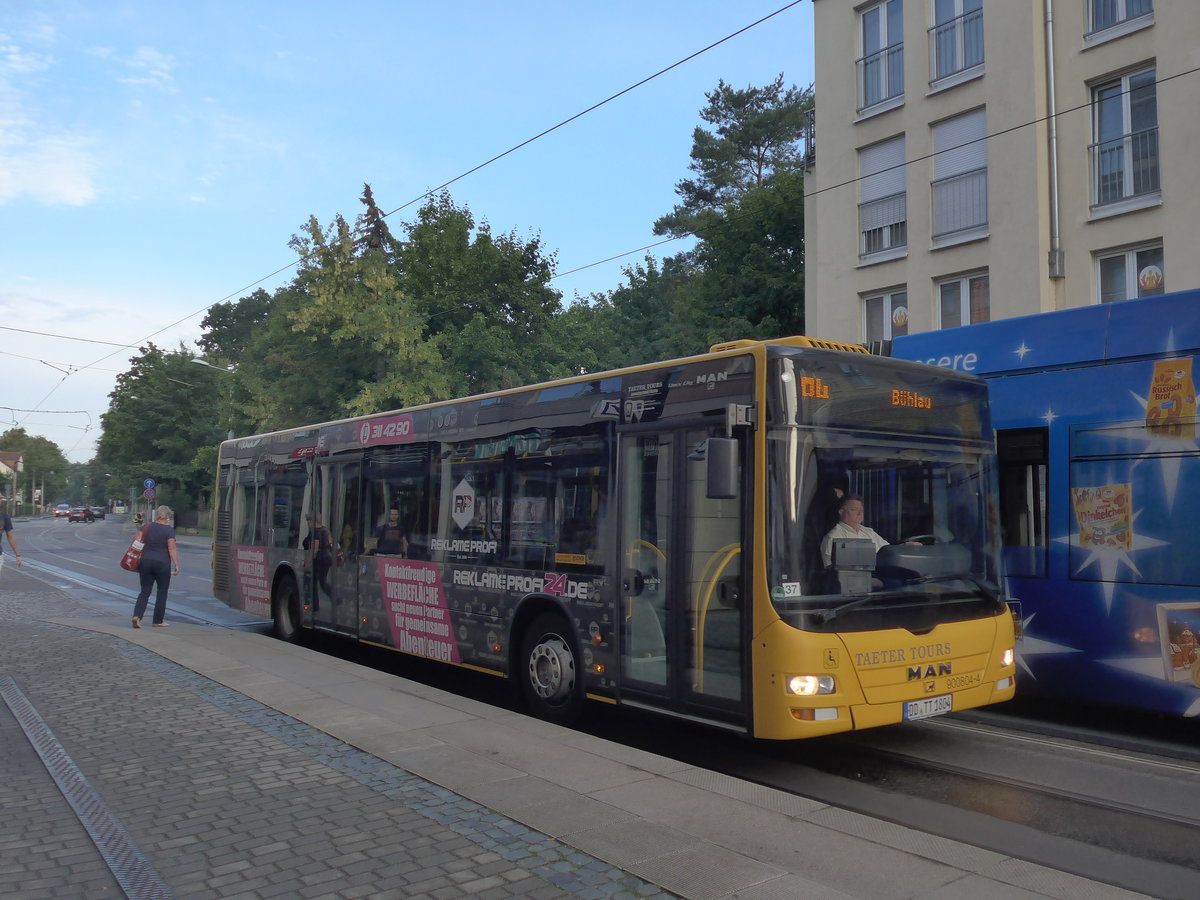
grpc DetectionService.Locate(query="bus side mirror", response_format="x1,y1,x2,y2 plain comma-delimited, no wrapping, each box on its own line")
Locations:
706,437,738,499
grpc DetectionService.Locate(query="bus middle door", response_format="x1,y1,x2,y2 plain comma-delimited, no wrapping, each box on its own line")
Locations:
311,459,361,635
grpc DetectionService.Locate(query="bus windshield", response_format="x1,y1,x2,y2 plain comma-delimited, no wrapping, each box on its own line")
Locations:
766,410,1005,634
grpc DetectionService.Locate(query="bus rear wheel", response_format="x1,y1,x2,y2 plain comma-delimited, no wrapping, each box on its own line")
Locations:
520,613,583,725
272,576,302,643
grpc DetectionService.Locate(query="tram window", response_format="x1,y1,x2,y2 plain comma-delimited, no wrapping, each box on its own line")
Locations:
997,428,1048,578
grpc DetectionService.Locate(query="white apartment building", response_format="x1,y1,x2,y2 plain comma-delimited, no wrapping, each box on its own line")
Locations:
803,0,1200,344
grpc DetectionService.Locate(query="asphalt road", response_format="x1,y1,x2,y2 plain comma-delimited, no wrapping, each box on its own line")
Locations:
10,513,262,629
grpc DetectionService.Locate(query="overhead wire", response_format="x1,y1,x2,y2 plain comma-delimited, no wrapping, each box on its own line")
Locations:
10,21,1198,442
11,0,808,435
74,0,810,370
25,61,1197,363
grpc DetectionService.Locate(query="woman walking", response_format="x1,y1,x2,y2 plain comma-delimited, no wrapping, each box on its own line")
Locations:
132,505,180,628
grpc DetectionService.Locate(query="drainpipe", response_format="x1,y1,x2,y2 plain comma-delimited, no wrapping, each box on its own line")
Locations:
1044,0,1065,279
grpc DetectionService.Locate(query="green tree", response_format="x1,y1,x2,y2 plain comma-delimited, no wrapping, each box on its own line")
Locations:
198,288,273,361
286,206,449,415
398,192,572,396
654,74,813,238
587,75,812,355
0,427,70,510
97,344,224,514
683,167,807,340
568,254,704,371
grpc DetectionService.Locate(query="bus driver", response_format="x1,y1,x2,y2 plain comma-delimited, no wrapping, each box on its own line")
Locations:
820,495,890,567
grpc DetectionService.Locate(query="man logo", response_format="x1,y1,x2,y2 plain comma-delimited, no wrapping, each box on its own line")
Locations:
925,682,937,694
907,663,952,681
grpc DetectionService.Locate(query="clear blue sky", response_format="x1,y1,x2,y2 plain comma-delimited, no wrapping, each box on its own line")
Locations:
0,1,814,465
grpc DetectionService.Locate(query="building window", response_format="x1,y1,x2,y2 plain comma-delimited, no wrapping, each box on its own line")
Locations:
859,136,907,258
931,108,987,240
1097,243,1163,302
858,0,904,112
1090,66,1159,208
1088,0,1153,34
864,290,909,343
930,0,983,83
938,273,989,328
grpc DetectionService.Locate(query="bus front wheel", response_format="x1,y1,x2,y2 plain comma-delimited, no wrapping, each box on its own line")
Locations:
272,576,302,643
520,613,583,725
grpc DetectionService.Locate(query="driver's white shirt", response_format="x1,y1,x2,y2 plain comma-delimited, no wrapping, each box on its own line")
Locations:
821,521,889,567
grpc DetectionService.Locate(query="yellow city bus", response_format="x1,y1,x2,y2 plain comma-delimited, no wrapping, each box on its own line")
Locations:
211,336,1016,739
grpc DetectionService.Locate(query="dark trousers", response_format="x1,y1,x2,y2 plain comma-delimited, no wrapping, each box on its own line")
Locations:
134,558,172,624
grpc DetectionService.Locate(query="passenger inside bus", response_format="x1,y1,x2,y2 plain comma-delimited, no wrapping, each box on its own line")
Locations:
372,507,408,556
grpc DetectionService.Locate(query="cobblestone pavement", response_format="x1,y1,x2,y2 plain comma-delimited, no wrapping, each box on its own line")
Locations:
0,567,675,899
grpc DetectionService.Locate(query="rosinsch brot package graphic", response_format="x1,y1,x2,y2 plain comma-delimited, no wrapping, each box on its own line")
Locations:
1145,358,1196,438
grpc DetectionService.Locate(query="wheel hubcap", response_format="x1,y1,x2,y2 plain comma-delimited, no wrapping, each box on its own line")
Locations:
528,636,574,703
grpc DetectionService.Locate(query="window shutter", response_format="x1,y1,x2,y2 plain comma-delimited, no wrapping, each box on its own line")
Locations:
933,108,986,179
861,136,906,202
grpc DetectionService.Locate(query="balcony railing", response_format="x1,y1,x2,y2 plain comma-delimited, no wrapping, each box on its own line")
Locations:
802,107,815,169
929,8,984,83
932,168,987,239
857,43,904,111
859,193,907,256
1090,126,1159,207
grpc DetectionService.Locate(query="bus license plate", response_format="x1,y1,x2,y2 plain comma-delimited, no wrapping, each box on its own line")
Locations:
904,694,952,721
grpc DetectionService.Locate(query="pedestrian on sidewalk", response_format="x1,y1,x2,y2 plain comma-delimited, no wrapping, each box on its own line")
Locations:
0,497,21,576
132,505,180,628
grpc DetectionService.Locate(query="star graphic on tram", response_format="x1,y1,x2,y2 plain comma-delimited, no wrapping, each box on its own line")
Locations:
1041,407,1058,426
1012,611,1081,681
1053,511,1170,614
1014,341,1033,361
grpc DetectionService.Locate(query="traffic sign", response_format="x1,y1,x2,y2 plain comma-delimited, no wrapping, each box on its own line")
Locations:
143,488,156,500
144,478,156,489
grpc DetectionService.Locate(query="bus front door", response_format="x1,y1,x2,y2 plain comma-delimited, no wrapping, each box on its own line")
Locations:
618,428,746,727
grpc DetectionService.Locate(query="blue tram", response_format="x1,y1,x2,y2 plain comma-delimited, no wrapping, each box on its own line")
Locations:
892,289,1200,719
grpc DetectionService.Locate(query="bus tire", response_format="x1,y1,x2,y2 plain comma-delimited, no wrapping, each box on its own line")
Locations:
272,576,302,643
520,612,583,725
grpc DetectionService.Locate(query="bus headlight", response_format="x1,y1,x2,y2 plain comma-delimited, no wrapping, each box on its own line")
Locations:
1001,648,1014,668
785,675,835,696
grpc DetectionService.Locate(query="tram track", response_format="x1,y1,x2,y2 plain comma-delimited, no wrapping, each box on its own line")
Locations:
567,701,1200,898
710,720,1199,897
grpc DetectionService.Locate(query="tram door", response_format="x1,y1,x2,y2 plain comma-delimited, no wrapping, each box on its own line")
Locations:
618,427,745,722
309,460,361,635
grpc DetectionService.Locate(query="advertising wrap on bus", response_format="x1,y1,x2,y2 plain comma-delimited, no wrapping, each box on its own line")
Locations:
212,335,1016,739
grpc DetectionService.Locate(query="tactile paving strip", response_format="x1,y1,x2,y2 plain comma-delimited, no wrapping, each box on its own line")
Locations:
0,675,174,900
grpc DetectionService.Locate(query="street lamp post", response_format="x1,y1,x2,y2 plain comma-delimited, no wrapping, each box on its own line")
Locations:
190,358,236,440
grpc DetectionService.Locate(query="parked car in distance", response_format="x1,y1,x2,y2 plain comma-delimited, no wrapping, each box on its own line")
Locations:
67,506,95,523
90,506,107,520
54,503,71,517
